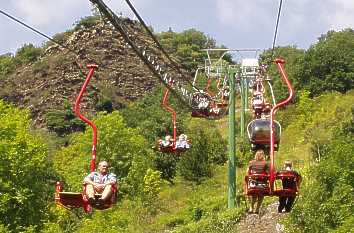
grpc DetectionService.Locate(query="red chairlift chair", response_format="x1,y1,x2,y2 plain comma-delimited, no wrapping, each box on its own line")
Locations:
207,75,229,109
273,170,300,197
244,172,270,196
268,59,297,197
54,65,117,213
157,85,190,154
191,92,226,120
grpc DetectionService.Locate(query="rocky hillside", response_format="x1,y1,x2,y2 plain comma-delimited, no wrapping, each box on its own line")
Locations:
0,17,177,126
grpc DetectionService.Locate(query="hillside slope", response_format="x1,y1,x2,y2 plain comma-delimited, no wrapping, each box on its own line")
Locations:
0,17,177,126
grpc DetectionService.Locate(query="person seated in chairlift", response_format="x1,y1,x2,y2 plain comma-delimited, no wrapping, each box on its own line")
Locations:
277,160,302,213
252,95,264,109
198,98,209,109
223,87,230,98
209,104,220,114
159,135,173,148
247,150,269,214
84,160,117,206
263,103,272,114
176,134,190,149
261,103,272,119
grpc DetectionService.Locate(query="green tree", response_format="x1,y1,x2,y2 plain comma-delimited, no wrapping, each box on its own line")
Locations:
178,118,227,183
0,100,54,232
298,29,354,96
14,43,42,65
0,54,15,79
45,101,85,136
158,29,232,72
260,46,305,101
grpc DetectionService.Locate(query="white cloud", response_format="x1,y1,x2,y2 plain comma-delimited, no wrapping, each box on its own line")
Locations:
216,0,275,28
13,0,89,27
322,0,354,30
1,0,353,54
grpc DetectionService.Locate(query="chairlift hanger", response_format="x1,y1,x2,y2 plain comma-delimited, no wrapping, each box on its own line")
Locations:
55,65,117,213
157,83,190,154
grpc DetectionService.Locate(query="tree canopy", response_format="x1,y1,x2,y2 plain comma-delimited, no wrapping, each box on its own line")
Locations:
0,100,54,232
158,28,232,71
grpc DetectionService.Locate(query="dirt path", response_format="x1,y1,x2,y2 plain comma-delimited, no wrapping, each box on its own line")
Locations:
236,203,287,233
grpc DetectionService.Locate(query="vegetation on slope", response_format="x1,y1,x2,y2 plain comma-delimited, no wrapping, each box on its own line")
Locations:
282,91,354,233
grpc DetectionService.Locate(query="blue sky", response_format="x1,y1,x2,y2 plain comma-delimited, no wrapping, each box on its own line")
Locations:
1,0,354,55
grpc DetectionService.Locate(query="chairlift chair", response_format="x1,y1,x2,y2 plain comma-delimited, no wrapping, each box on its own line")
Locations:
244,172,270,196
157,86,190,153
54,65,118,213
247,119,281,152
273,170,300,197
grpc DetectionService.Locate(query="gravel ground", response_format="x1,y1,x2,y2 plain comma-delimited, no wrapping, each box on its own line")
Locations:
236,203,288,233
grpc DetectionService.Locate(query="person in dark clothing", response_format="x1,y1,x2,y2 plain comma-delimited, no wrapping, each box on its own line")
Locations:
278,160,301,213
247,149,269,214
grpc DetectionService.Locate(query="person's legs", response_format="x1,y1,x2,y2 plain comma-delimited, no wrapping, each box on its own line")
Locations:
249,196,256,213
255,196,264,213
101,184,112,201
285,196,296,212
86,184,95,204
278,196,287,213
86,184,95,199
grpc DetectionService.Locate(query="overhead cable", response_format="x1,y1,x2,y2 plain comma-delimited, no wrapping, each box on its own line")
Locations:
270,0,283,61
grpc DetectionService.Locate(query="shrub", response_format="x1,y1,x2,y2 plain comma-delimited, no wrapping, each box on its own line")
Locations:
178,118,227,183
74,16,99,30
32,60,50,76
141,168,162,211
45,103,85,136
154,152,179,183
14,43,42,65
0,54,15,79
0,100,55,231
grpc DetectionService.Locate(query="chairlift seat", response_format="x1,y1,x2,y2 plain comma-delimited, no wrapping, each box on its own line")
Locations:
55,182,117,213
244,173,270,196
273,170,299,197
56,192,85,208
159,145,175,153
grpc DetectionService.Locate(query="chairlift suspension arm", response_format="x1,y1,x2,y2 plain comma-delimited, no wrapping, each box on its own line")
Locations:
269,59,294,192
161,86,177,148
206,78,215,97
74,64,98,173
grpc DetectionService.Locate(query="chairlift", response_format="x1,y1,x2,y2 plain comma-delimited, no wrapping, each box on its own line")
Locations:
156,86,190,153
191,91,226,120
54,65,118,213
247,118,281,152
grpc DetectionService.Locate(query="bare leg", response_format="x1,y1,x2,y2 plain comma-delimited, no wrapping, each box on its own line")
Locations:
101,184,112,201
255,196,264,213
250,196,257,212
86,184,95,199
